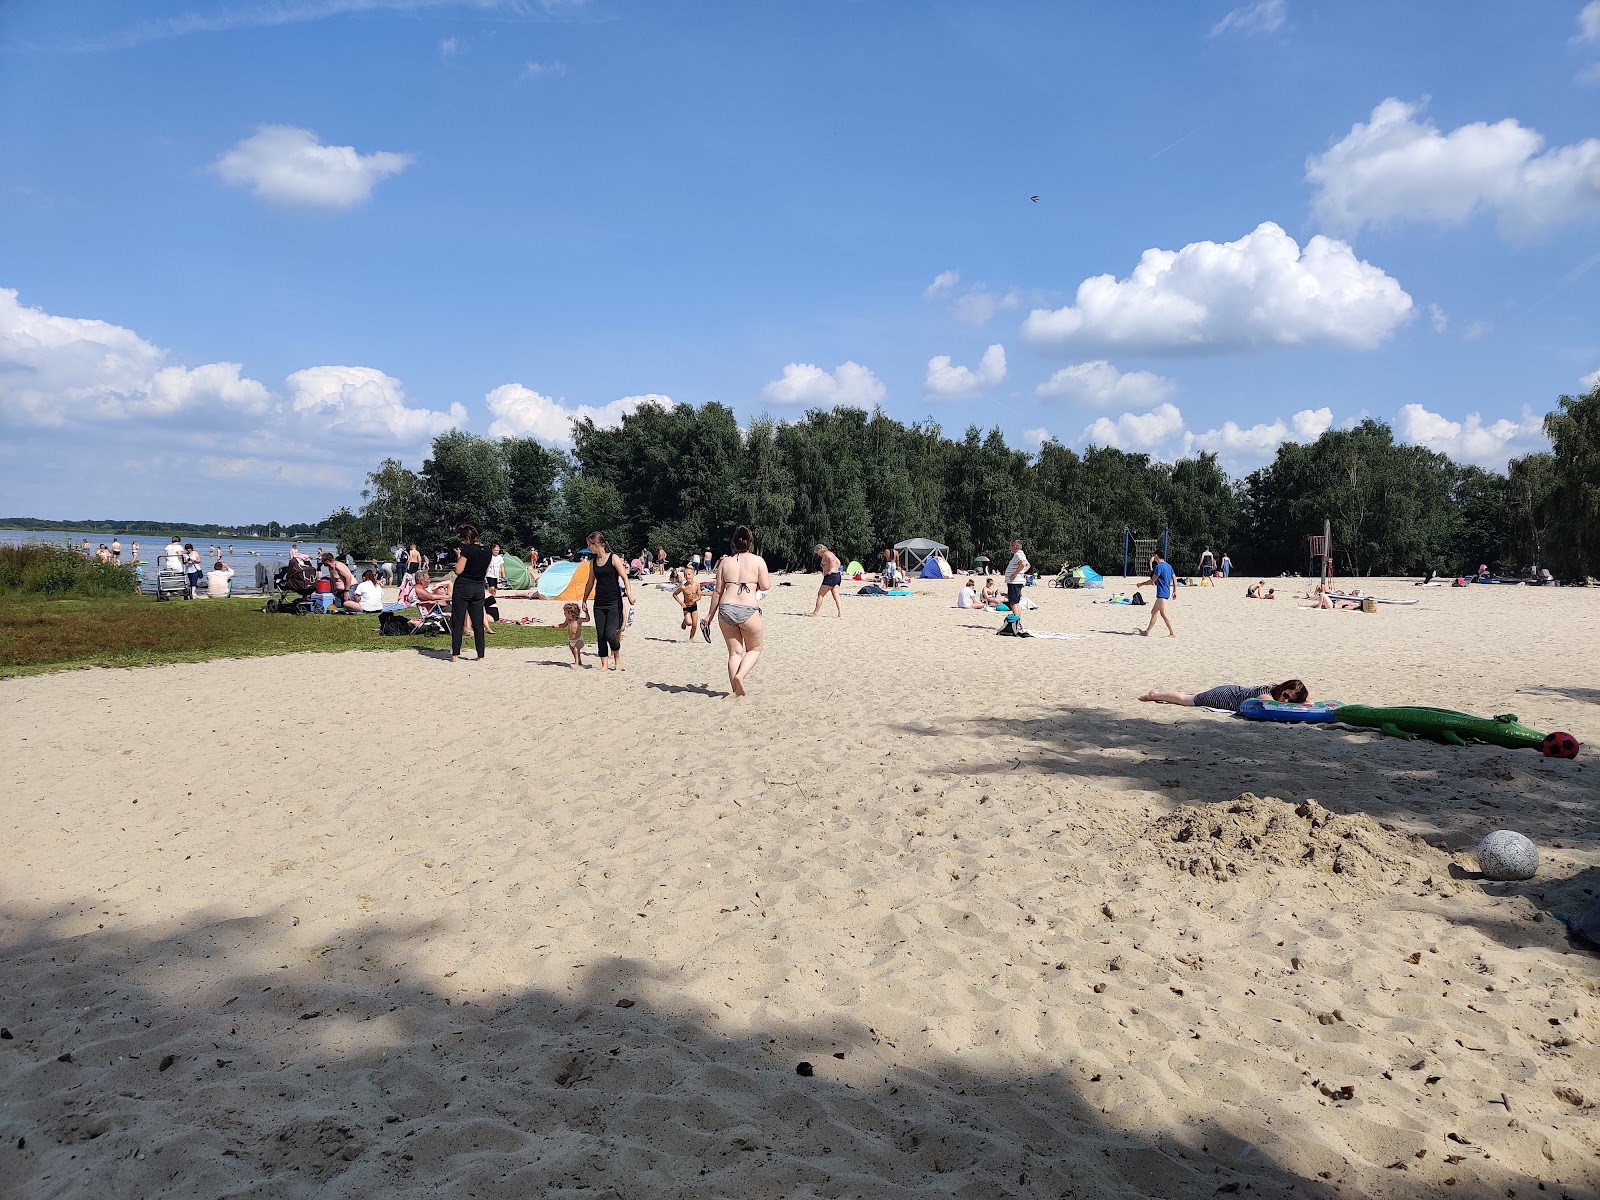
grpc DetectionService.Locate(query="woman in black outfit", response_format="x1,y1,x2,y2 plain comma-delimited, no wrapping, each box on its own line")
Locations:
450,522,492,662
580,530,636,672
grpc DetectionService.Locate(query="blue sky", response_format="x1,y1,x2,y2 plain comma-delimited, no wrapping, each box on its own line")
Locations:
2,0,1598,523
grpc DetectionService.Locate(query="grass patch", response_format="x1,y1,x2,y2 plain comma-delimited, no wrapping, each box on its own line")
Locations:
0,542,138,598
0,594,573,679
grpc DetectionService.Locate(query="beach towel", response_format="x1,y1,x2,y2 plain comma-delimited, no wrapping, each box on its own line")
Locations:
1025,632,1087,640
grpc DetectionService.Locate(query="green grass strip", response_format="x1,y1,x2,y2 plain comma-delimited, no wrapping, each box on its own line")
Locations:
0,595,574,679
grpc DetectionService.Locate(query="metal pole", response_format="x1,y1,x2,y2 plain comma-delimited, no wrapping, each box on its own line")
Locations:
1123,526,1129,578
1322,518,1331,588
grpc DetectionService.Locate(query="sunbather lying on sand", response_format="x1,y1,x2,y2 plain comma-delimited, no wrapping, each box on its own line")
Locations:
1139,679,1309,710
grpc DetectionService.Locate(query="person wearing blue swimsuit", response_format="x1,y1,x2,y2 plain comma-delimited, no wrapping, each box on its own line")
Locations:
1138,550,1176,638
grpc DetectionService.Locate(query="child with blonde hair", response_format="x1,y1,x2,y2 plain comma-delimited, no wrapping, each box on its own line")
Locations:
561,602,586,667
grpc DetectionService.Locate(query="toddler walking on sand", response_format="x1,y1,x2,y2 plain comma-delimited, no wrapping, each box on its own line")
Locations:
561,602,586,667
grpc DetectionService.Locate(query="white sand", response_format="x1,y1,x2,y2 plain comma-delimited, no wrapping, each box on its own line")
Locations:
3,575,1597,1198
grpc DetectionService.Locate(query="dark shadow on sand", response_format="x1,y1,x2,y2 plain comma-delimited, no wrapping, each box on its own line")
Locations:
644,681,727,697
2,906,1576,1199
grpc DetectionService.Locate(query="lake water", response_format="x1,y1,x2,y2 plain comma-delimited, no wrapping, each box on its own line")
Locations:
0,528,401,594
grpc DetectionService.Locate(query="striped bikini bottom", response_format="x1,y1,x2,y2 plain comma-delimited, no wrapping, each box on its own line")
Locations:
718,603,760,626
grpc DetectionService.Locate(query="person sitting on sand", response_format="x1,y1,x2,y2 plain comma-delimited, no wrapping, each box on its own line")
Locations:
1139,679,1309,711
1303,589,1360,610
1245,580,1276,599
979,577,999,608
957,578,978,608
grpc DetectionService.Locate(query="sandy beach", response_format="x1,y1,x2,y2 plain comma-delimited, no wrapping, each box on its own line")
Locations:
2,575,1596,1198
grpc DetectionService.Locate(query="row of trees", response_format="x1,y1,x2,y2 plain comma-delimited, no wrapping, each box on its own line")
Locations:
341,386,1600,579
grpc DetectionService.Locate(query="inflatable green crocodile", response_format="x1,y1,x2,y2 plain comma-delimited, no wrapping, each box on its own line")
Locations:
1333,705,1546,751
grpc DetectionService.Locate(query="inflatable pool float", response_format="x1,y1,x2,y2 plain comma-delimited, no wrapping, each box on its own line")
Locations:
1238,698,1344,724
1333,705,1562,752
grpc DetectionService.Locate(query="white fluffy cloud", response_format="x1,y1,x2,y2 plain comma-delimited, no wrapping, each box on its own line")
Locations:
1579,2,1600,42
1020,222,1412,353
287,366,466,441
923,344,1007,400
1035,360,1176,407
1427,303,1448,334
1394,403,1547,467
1081,402,1186,452
1183,407,1333,459
1021,427,1053,449
485,385,668,447
1307,99,1600,239
0,288,468,501
211,125,414,211
923,270,959,300
1582,367,1600,391
1211,0,1285,36
0,287,272,425
1080,401,1333,471
762,361,886,408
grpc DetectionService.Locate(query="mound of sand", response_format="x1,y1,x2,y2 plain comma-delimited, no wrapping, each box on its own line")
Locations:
1147,793,1444,884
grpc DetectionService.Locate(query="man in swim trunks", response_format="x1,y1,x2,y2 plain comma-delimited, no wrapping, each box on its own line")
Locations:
673,569,701,640
1138,550,1176,637
810,543,843,617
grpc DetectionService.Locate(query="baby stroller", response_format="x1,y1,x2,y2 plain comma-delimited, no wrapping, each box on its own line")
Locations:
265,557,318,614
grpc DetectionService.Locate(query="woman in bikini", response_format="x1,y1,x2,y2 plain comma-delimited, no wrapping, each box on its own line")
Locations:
673,568,702,641
704,525,771,697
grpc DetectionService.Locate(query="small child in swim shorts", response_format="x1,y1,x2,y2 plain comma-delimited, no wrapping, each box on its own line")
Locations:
561,602,585,667
1138,679,1308,711
673,569,701,642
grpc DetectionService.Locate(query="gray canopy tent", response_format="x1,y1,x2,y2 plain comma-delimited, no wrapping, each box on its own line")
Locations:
893,537,949,571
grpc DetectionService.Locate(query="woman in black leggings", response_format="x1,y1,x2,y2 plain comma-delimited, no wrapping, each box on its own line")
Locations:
449,522,492,662
580,530,635,672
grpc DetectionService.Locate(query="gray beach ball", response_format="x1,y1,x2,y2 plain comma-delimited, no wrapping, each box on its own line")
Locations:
1476,830,1539,881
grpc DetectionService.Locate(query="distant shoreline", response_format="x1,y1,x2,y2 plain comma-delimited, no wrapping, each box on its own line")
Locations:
0,521,315,540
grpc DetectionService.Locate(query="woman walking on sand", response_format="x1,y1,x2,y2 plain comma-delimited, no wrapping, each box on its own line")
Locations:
704,525,771,697
809,543,842,618
581,531,636,672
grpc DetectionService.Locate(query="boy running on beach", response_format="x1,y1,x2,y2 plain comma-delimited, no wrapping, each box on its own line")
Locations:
1138,550,1176,637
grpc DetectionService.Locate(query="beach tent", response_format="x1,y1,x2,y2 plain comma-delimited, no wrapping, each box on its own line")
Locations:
919,555,952,579
844,560,865,576
535,559,593,601
500,554,533,590
1073,566,1104,589
894,537,949,572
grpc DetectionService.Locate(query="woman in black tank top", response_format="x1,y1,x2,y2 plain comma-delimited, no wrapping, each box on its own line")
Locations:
580,531,636,670
449,522,492,662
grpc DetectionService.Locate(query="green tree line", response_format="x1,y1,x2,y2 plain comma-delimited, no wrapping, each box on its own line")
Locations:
345,384,1600,579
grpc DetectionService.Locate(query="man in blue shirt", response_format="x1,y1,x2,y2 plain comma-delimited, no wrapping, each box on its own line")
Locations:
1138,550,1176,638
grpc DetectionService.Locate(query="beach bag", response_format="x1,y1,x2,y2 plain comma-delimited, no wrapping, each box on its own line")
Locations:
415,612,449,637
378,611,413,637
1131,591,1146,606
